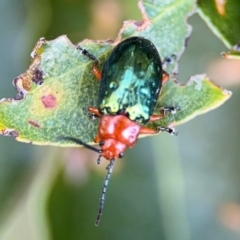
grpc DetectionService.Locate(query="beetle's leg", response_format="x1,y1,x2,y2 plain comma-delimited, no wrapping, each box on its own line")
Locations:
140,126,159,134
94,135,101,143
149,115,162,122
158,126,178,136
144,108,179,135
162,54,176,69
88,107,102,117
88,112,99,120
139,126,177,136
159,54,176,87
149,106,180,123
88,107,102,119
77,46,102,81
150,106,180,120
92,66,102,81
77,46,99,66
160,106,181,115
162,70,169,85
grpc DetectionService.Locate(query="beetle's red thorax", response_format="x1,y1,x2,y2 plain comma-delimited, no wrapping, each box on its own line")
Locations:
97,115,141,147
94,115,141,160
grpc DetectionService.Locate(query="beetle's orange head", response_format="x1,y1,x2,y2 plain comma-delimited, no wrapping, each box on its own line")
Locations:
100,139,126,160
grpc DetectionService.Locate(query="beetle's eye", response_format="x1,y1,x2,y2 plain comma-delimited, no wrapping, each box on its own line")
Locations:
99,140,105,146
119,152,124,158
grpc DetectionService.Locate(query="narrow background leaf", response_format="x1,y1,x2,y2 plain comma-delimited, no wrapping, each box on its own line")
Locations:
197,0,240,47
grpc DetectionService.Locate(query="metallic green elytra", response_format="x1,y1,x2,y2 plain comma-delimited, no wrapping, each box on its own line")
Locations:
98,36,163,124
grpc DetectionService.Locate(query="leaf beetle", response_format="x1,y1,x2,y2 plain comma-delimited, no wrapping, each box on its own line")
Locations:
61,36,180,226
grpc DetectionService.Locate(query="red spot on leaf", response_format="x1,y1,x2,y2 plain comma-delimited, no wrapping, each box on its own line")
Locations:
28,120,40,128
41,95,56,108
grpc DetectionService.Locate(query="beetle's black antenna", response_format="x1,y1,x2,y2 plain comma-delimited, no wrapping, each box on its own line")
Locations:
58,136,102,154
77,45,99,66
97,154,102,165
95,159,115,226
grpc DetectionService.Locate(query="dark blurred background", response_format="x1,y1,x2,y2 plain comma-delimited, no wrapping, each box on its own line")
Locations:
0,0,240,239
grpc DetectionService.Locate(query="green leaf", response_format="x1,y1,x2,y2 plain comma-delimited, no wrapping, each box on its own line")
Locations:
197,0,240,48
221,43,240,59
120,0,195,72
0,37,111,145
150,74,231,129
0,0,231,146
